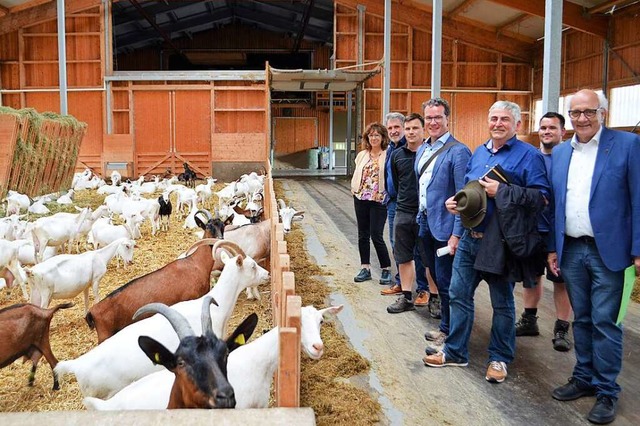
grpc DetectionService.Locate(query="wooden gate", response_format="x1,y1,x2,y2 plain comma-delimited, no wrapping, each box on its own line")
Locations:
133,89,211,177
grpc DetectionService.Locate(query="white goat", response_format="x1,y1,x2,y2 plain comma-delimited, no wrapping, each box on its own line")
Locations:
54,251,269,399
121,197,160,236
56,189,75,205
224,220,271,300
4,191,31,215
26,237,135,313
17,241,57,265
0,214,26,240
31,207,91,262
278,199,305,233
91,214,143,248
173,186,197,217
82,305,343,410
195,177,216,207
28,198,50,215
110,170,122,186
0,239,30,300
182,198,200,229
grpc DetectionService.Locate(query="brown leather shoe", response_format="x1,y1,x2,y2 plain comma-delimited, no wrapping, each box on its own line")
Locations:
380,284,402,295
414,290,429,306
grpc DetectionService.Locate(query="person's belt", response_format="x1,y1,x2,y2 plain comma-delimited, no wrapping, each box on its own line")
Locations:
565,235,595,244
469,230,484,239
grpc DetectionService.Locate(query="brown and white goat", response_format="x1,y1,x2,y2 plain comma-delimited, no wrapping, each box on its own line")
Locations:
132,296,257,409
0,302,73,390
85,210,242,343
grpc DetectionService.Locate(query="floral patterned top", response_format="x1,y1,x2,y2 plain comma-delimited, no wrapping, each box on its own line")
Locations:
355,155,385,203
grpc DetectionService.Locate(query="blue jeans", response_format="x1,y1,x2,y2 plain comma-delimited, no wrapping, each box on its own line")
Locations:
419,217,453,334
443,232,516,364
560,237,624,399
387,200,427,290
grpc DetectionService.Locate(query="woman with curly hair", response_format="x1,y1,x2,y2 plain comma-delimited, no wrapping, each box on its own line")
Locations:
351,122,392,284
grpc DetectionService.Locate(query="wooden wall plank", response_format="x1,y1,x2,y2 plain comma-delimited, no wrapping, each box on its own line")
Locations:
212,133,267,162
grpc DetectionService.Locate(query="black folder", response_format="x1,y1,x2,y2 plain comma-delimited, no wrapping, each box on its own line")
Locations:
481,164,511,184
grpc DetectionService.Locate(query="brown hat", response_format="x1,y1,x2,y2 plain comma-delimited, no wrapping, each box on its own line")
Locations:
454,180,487,229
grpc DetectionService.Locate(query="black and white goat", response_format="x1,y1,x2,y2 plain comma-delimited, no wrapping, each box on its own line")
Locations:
158,191,172,232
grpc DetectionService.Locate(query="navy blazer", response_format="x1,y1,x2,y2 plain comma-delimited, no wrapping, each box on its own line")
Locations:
549,127,640,271
414,135,471,241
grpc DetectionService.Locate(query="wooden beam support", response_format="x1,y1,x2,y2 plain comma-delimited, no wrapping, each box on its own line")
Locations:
588,0,638,14
0,4,9,18
0,0,100,36
486,0,609,38
337,0,534,62
292,0,314,53
447,0,478,18
496,13,529,35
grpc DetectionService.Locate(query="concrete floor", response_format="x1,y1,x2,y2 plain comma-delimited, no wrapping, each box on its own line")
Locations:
280,176,640,426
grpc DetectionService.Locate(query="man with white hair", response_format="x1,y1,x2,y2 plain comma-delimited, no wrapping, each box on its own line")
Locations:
547,89,640,424
423,101,550,386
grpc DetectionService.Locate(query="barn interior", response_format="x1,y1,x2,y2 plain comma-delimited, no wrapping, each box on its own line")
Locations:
0,0,638,180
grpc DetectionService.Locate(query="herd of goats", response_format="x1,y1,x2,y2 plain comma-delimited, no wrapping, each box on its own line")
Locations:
0,165,343,410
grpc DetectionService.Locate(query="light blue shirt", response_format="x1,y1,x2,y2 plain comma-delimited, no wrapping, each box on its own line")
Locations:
417,132,450,212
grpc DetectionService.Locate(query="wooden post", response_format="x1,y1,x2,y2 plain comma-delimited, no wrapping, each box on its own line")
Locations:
281,272,296,326
277,295,301,407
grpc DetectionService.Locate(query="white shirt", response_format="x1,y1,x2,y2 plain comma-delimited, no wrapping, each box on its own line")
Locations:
565,127,603,238
418,132,449,213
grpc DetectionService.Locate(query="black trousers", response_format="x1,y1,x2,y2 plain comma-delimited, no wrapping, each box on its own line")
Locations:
353,196,391,268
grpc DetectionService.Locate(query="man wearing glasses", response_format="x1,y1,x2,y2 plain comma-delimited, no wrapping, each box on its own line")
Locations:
416,98,470,353
547,89,640,424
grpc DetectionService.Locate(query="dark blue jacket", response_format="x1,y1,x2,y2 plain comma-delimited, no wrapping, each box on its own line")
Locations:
384,136,406,203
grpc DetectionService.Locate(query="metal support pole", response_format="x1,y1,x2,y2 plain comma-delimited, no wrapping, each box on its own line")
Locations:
541,0,562,114
346,90,353,175
431,0,443,99
57,0,68,115
329,90,334,169
382,0,391,121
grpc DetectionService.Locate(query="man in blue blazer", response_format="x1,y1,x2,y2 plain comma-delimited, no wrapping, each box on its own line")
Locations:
548,89,640,424
415,98,471,353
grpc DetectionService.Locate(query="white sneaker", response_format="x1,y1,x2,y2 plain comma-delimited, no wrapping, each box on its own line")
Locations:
485,361,508,383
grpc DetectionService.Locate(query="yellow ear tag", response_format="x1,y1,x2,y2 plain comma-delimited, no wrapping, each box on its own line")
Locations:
154,353,161,363
234,334,246,345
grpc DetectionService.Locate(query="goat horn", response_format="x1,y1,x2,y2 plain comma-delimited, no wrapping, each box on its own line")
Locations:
201,295,219,338
212,240,246,265
277,198,286,210
184,238,220,257
133,303,195,340
194,209,212,222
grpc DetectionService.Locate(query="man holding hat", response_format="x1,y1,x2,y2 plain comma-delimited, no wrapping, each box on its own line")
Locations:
423,101,550,385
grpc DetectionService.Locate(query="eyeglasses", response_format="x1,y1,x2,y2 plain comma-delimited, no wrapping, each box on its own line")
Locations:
568,108,601,119
425,116,444,123
369,133,382,138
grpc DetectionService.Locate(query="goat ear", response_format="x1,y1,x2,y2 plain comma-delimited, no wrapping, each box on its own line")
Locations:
224,214,234,226
194,215,205,230
138,336,177,370
226,313,258,352
319,305,344,317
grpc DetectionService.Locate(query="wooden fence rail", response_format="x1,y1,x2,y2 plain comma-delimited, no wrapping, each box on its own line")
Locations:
264,160,302,407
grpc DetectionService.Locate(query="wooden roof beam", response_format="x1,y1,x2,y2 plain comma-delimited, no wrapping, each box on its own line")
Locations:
293,0,315,53
447,0,479,18
337,0,534,62
486,0,609,38
0,0,100,36
588,0,639,14
496,13,529,35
